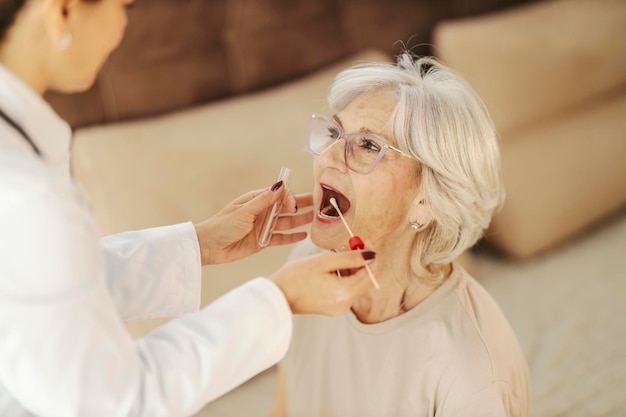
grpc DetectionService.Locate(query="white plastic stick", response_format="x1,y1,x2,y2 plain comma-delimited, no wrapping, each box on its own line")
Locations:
330,198,356,236
329,198,380,289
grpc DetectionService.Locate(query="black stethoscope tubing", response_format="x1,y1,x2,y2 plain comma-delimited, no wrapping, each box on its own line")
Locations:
0,107,42,156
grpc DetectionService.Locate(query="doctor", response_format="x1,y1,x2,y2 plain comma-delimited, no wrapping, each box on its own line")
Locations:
0,0,376,416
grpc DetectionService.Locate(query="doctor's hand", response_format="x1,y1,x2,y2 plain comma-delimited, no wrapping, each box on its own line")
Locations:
271,249,376,316
194,182,314,266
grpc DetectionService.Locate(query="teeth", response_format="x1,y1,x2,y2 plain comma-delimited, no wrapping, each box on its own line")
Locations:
321,203,338,217
329,198,340,212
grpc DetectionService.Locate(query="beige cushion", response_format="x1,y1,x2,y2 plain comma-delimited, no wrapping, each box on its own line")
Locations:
489,95,626,258
433,0,626,258
433,0,626,138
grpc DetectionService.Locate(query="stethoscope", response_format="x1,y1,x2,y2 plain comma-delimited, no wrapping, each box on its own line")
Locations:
0,107,42,156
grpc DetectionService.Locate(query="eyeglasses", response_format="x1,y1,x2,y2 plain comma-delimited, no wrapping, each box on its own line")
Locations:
307,113,417,174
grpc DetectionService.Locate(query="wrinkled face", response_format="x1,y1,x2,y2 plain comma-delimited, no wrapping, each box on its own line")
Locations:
50,0,133,92
310,90,422,251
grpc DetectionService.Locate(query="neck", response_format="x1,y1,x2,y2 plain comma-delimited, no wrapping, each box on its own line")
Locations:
0,9,49,95
350,246,451,324
0,57,47,96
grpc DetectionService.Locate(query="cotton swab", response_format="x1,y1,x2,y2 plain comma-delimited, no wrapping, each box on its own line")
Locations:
329,198,380,289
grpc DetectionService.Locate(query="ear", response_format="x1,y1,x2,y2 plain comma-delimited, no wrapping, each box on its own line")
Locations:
408,192,432,227
41,0,78,46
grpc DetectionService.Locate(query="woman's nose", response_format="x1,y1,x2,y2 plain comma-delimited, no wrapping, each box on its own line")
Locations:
316,139,349,173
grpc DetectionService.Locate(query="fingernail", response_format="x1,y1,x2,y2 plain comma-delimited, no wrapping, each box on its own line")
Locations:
271,180,283,191
361,251,376,260
294,203,298,212
329,248,337,253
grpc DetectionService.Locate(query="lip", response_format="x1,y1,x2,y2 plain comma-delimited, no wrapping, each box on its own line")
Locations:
315,211,341,224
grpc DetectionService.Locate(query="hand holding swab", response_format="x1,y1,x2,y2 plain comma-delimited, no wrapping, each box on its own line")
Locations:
329,198,380,289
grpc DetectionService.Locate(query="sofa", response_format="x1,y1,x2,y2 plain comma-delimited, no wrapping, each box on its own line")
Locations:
45,0,626,416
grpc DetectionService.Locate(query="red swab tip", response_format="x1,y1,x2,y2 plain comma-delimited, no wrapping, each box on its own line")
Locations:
349,236,364,250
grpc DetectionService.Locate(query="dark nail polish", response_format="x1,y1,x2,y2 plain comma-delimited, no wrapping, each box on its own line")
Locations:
361,251,376,260
294,203,298,212
271,180,283,191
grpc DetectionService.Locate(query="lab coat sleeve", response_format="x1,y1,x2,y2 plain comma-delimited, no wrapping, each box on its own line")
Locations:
101,222,203,322
0,180,293,417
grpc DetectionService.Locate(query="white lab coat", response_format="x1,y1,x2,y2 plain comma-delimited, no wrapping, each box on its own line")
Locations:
0,64,292,417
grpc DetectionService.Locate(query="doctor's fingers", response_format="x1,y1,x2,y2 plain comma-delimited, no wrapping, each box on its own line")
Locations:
278,192,313,214
272,210,314,232
235,184,286,217
262,213,314,247
271,250,375,316
226,187,266,205
310,249,377,274
294,251,376,316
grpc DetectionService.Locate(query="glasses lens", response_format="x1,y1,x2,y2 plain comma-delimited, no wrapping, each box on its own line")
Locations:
308,116,341,155
308,115,389,174
345,134,386,174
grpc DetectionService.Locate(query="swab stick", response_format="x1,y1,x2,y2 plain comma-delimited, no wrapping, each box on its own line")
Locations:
329,198,380,289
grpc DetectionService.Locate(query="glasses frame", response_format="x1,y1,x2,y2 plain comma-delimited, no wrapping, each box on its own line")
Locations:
307,113,417,174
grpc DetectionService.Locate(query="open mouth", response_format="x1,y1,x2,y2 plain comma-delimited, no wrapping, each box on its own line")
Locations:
319,185,351,218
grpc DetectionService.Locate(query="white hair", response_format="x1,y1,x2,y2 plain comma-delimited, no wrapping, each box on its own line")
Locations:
328,53,505,284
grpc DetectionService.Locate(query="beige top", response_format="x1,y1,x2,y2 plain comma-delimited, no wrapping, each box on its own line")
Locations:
282,244,530,417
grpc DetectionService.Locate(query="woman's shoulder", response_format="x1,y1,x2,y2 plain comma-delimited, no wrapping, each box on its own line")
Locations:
449,265,529,387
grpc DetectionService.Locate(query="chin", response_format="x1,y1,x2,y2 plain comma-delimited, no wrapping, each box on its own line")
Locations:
51,63,100,94
310,226,344,251
310,230,330,250
70,75,97,93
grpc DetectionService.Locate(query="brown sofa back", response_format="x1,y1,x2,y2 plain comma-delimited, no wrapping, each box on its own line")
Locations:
45,0,534,129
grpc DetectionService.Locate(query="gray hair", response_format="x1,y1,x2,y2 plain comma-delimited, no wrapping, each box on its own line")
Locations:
328,53,505,284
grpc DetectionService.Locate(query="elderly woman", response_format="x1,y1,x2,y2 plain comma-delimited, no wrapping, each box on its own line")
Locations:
269,54,530,417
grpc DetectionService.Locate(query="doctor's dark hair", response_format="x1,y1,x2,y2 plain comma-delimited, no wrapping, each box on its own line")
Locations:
0,0,26,42
0,0,99,43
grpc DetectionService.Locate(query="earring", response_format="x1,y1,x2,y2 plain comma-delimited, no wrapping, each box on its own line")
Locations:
57,32,73,51
411,222,421,230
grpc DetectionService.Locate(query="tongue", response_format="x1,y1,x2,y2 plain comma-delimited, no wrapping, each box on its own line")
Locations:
321,202,339,217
